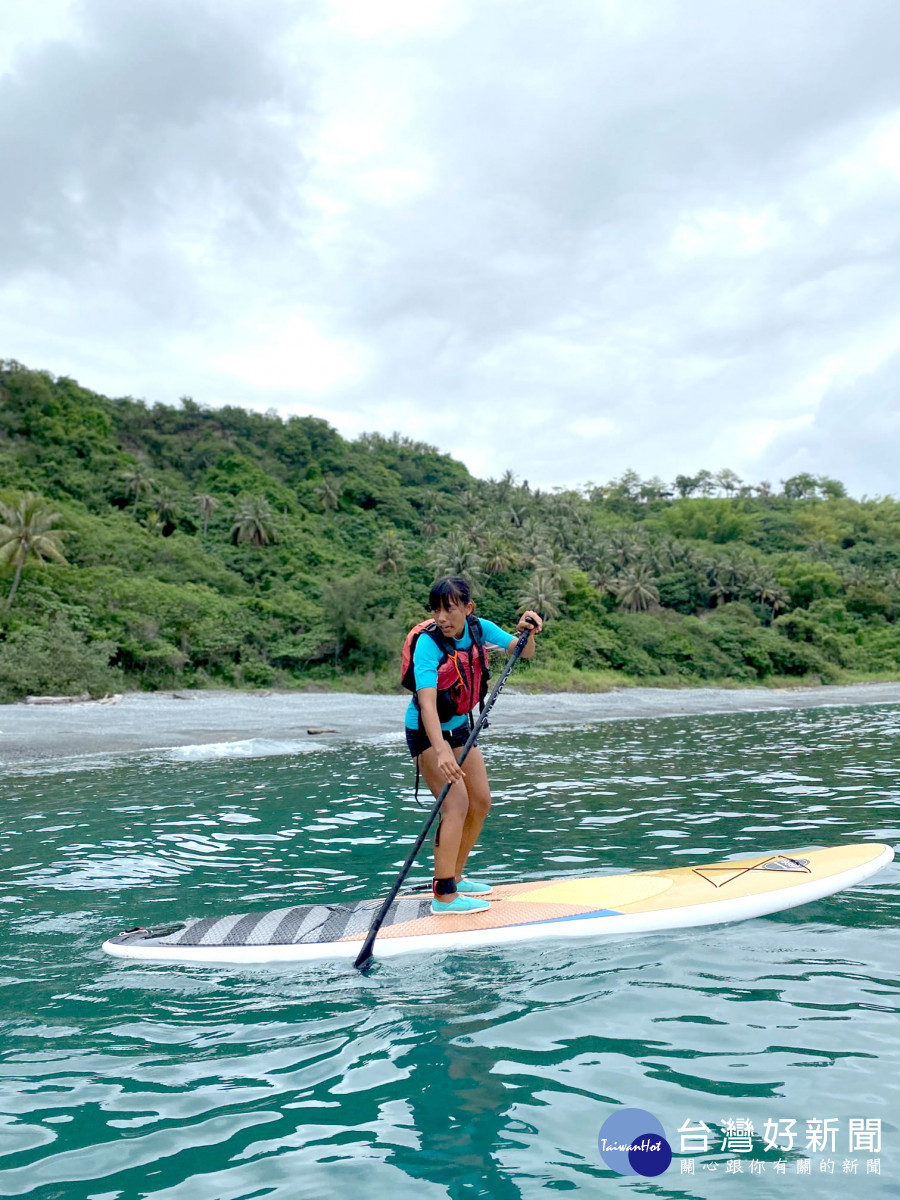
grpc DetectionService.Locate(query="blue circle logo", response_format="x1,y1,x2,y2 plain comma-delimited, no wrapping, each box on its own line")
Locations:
598,1108,672,1177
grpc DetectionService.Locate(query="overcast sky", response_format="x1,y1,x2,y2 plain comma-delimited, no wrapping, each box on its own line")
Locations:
3,0,900,496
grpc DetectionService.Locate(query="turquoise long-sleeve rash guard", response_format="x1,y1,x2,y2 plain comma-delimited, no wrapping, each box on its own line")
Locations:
404,618,515,732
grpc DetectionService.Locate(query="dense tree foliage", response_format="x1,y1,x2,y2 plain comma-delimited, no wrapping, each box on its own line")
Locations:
2,360,900,701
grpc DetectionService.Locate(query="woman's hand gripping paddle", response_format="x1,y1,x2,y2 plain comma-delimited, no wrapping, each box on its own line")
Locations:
353,618,538,971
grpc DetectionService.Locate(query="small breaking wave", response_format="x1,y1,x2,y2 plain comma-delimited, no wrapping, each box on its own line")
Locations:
163,737,329,763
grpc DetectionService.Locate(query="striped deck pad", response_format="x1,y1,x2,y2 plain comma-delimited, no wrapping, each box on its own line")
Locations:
105,843,892,951
108,895,432,950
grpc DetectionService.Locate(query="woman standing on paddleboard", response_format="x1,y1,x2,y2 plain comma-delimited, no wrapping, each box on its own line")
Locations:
402,576,542,915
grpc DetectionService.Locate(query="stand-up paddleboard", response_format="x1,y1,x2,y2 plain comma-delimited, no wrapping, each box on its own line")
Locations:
103,843,893,965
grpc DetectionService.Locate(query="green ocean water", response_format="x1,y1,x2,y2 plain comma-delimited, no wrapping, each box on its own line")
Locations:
1,702,898,1199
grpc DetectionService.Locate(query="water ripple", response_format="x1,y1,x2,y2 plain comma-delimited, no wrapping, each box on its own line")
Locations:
0,702,898,1196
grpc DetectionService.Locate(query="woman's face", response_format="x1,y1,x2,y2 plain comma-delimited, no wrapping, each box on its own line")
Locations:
432,598,471,639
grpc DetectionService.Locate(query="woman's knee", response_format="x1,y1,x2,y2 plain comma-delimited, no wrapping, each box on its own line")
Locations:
442,785,469,820
467,788,491,819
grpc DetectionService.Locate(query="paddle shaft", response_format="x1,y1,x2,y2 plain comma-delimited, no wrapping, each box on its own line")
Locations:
353,619,536,971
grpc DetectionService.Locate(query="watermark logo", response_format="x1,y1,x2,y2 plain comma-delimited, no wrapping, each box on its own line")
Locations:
598,1107,673,1177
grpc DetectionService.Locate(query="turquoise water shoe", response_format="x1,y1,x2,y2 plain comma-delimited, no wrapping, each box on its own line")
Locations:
431,893,491,915
457,876,493,896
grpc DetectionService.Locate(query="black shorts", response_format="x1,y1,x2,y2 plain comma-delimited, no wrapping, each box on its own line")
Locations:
405,723,471,759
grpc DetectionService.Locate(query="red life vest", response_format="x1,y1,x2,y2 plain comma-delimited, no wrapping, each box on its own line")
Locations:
400,616,490,723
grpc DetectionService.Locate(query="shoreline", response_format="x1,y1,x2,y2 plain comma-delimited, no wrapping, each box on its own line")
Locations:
4,679,900,767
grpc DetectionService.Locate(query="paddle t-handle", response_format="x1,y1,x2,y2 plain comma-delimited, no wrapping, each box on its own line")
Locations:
353,614,539,971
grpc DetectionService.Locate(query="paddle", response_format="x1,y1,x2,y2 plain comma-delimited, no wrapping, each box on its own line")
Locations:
353,617,538,971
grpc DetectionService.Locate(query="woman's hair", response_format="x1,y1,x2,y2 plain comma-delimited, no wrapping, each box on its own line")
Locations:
429,575,472,611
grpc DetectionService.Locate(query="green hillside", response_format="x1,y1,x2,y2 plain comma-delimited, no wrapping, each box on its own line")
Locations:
2,359,900,701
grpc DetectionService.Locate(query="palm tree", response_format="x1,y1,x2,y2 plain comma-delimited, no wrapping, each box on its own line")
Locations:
375,529,406,574
524,533,552,570
420,500,446,538
459,488,485,512
461,517,488,548
615,567,660,613
607,529,638,570
648,535,683,571
154,487,179,528
120,460,155,518
482,535,518,578
520,515,543,542
709,554,753,604
568,531,596,572
231,496,276,546
532,544,576,592
574,531,610,571
427,534,484,580
590,565,619,599
804,539,832,562
842,563,869,587
519,570,562,620
194,493,219,535
505,499,529,528
315,476,341,512
0,493,68,610
495,469,517,501
749,576,790,619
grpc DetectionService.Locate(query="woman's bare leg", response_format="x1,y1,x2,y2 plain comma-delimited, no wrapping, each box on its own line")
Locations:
416,744,471,898
452,745,491,878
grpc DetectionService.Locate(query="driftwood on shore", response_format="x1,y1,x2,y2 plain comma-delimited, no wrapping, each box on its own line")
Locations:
24,693,123,706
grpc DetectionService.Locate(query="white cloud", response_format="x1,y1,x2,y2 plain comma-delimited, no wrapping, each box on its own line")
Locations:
0,0,78,73
216,311,374,395
3,0,900,496
765,348,900,495
569,417,617,440
326,0,461,40
667,207,789,261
